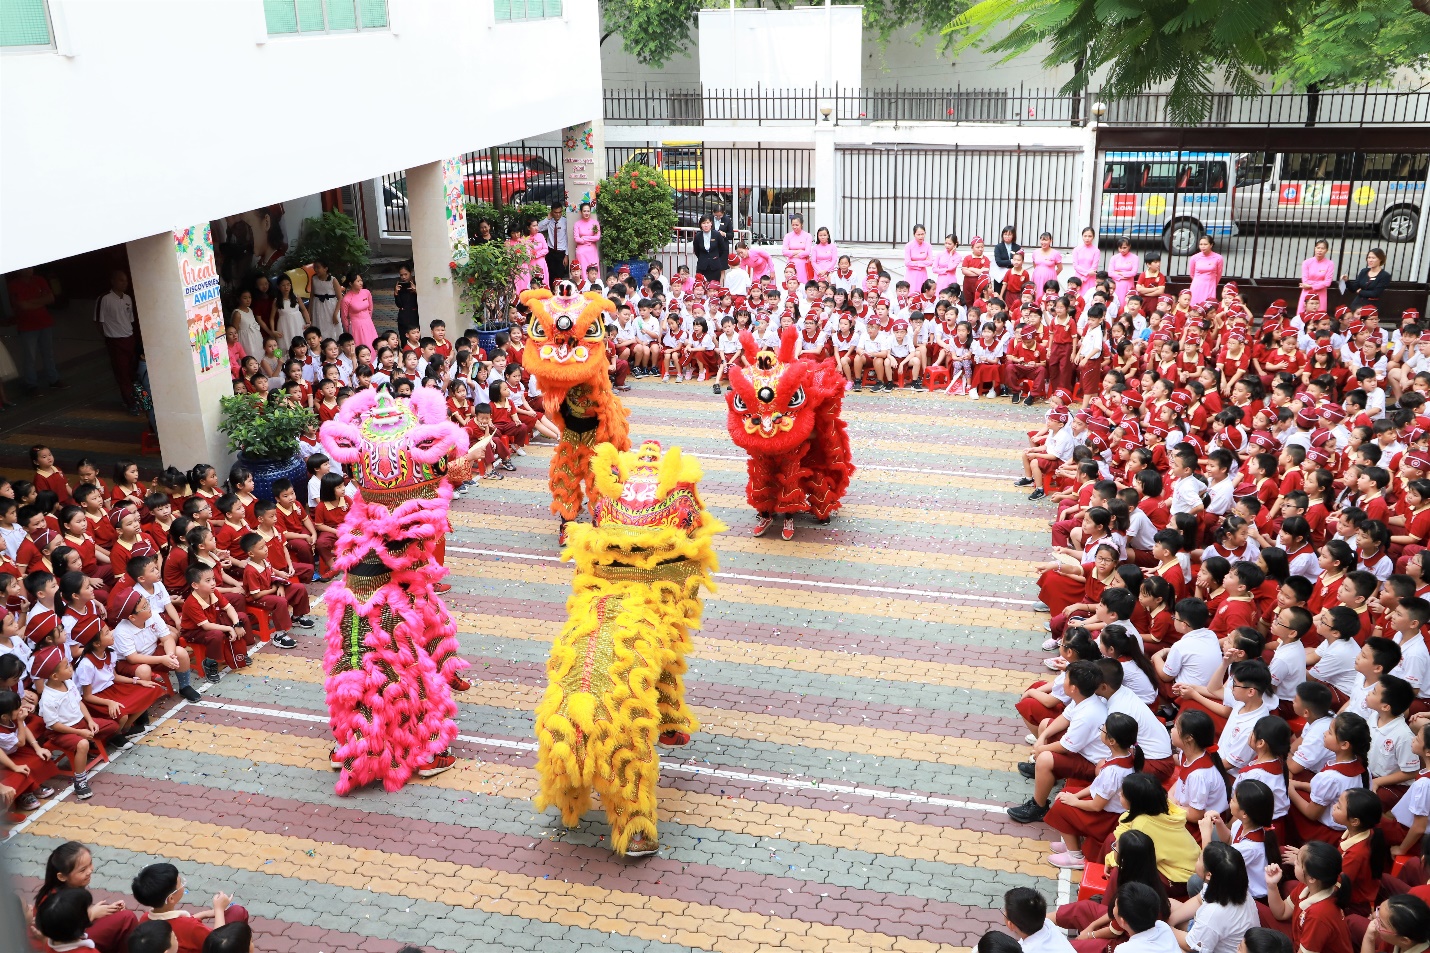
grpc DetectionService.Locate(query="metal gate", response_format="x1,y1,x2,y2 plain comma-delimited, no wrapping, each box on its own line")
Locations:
837,146,1084,247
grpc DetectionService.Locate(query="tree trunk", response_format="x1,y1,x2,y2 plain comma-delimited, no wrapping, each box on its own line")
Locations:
1412,0,1430,15
1072,52,1087,125
1304,81,1321,128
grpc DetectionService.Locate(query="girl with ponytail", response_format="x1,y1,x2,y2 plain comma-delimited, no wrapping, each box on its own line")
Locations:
1290,711,1371,844
1201,776,1280,902
1045,712,1144,870
1170,709,1229,827
1336,787,1391,917
1264,840,1353,953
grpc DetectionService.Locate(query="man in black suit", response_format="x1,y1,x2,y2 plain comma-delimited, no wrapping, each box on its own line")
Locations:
693,215,728,283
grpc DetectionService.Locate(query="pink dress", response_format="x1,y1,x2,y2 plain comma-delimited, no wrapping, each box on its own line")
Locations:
747,247,774,283
1031,248,1064,296
904,239,933,290
1299,255,1336,315
783,230,813,282
573,217,601,271
340,288,377,350
811,242,839,279
932,250,959,292
1108,251,1140,312
529,233,550,288
1072,241,1101,302
1188,251,1225,306
510,238,531,293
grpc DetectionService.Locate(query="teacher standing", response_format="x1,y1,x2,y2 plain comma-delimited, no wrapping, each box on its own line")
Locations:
1342,247,1391,313
693,215,728,283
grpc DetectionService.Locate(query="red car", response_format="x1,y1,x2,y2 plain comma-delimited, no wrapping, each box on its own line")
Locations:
462,153,561,204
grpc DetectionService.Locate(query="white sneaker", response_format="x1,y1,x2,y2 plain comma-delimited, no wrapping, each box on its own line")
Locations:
969,390,980,400
515,447,527,456
1025,733,1037,745
1041,636,1059,651
1044,656,1067,671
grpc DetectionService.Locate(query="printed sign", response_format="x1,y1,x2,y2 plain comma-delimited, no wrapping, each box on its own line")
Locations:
1278,183,1302,205
562,122,598,212
174,224,227,378
1112,194,1137,218
442,157,469,266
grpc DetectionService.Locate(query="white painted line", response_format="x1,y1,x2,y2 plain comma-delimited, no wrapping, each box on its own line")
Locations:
690,450,1017,481
1057,867,1073,905
193,700,1017,816
447,546,1039,607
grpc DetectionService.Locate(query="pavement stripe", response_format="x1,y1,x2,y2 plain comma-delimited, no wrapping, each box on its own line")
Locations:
138,718,1050,878
35,801,973,953
629,395,1047,432
238,655,1027,771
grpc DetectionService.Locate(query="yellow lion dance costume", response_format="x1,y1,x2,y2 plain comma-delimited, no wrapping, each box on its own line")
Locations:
533,440,724,856
519,284,631,543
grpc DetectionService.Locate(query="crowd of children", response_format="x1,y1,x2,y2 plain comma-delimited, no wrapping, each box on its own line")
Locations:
999,281,1430,953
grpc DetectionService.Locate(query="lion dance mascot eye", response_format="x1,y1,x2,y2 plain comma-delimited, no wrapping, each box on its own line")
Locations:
318,387,471,794
725,325,855,540
533,440,724,856
520,282,631,544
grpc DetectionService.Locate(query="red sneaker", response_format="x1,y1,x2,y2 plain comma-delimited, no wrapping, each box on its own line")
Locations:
432,582,452,593
781,516,795,541
416,753,456,777
658,730,690,746
329,748,343,772
752,515,773,537
559,520,570,546
449,675,471,692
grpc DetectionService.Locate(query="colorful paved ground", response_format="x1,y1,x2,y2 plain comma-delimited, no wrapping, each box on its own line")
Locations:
5,383,1067,953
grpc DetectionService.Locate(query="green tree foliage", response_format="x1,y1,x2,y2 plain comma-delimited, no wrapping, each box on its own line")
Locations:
593,162,678,262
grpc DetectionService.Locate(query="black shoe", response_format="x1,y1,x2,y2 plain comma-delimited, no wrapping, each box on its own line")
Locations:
1028,488,1045,501
1017,760,1037,779
1014,477,1034,487
180,685,202,702
1024,394,1038,406
712,383,722,395
911,380,924,391
202,659,221,684
852,381,862,392
273,633,298,649
1007,798,1050,824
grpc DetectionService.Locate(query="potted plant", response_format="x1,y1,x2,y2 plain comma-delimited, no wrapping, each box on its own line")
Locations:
592,161,677,278
466,200,558,246
218,393,318,502
446,239,532,355
284,210,371,280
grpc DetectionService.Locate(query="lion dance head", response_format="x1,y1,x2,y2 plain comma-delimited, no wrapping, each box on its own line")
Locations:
520,283,616,389
725,326,832,455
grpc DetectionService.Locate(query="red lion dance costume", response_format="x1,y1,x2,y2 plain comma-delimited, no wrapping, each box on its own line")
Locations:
519,283,631,543
318,387,471,794
724,326,854,540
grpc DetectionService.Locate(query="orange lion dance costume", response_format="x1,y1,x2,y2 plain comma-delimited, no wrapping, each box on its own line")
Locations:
725,326,855,540
520,283,631,543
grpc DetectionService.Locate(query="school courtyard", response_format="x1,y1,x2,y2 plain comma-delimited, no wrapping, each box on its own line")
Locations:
5,386,1062,953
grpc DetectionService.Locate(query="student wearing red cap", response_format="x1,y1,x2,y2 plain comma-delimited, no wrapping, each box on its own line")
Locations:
34,644,118,800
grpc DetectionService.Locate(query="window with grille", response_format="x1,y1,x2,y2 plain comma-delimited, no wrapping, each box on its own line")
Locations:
265,0,388,36
494,0,563,22
1,0,53,49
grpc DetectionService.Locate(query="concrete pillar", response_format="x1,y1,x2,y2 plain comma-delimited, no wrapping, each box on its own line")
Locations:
1076,124,1100,232
127,227,234,473
562,118,606,279
812,125,839,244
406,159,467,334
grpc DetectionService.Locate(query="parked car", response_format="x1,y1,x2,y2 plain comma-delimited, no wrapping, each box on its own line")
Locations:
462,153,560,204
740,187,816,244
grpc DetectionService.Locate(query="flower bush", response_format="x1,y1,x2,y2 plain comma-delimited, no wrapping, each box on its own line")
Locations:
593,162,677,262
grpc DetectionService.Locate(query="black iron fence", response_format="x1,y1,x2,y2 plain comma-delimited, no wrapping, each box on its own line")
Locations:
603,85,1430,128
378,140,565,236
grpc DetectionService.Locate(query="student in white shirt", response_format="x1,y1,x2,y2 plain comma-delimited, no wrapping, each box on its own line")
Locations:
1290,681,1337,775
1112,882,1182,953
1215,660,1278,770
1174,841,1260,953
1307,606,1365,697
1001,886,1076,953
1366,674,1420,789
1390,598,1430,701
1010,661,1108,823
1200,775,1279,901
1167,449,1207,517
1288,711,1372,838
1268,605,1311,708
1153,599,1222,696
1386,721,1430,855
1171,709,1231,823
1204,449,1237,518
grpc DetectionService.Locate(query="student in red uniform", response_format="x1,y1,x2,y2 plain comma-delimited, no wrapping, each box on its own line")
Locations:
270,478,317,577
1337,787,1392,917
108,508,156,572
131,861,248,953
34,645,117,800
253,501,314,584
32,842,139,952
239,533,305,650
30,444,72,507
1263,840,1354,953
33,887,115,953
0,688,56,812
180,564,252,682
227,467,259,524
312,472,348,579
212,493,252,564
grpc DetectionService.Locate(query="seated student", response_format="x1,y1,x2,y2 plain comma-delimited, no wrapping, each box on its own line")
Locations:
129,920,176,953
1268,604,1312,715
1367,895,1430,953
1365,673,1420,808
270,479,318,579
1206,659,1279,769
129,555,181,645
1017,630,1101,741
33,645,118,801
1338,570,1381,646
1202,777,1280,900
1174,627,1265,733
239,532,310,651
180,565,252,683
1309,606,1367,706
1111,773,1203,892
1100,622,1158,702
201,922,254,953
1170,709,1231,826
1111,881,1183,953
1154,598,1223,705
1170,840,1260,953
34,887,102,953
1290,711,1372,843
111,588,200,704
1388,597,1430,715
1151,529,1191,602
211,495,251,564
1212,561,1264,637
1096,656,1176,781
73,619,164,739
1309,541,1356,617
1335,787,1391,918
1045,711,1145,869
1009,661,1108,823
1384,722,1430,858
131,862,248,953
1292,681,1338,779
1263,840,1354,953
1040,545,1122,650
1001,886,1076,953
253,501,314,585
1233,715,1293,828
1279,515,1321,581
1139,576,1178,649
0,688,56,812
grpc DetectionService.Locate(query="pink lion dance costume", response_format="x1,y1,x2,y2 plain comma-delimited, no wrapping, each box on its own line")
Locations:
318,387,471,794
724,326,855,540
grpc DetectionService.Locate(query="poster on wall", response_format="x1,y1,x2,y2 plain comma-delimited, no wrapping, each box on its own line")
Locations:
562,123,598,212
442,157,470,266
174,224,228,378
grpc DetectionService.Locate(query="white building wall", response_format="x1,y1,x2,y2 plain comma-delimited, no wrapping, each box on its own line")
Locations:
1,0,602,272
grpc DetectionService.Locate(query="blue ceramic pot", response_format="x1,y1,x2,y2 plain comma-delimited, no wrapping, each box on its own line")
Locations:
240,451,307,503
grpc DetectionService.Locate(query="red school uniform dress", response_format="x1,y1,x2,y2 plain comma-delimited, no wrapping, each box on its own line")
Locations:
1287,883,1354,953
1338,829,1380,917
32,468,72,506
138,907,251,953
274,501,315,577
180,589,252,665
